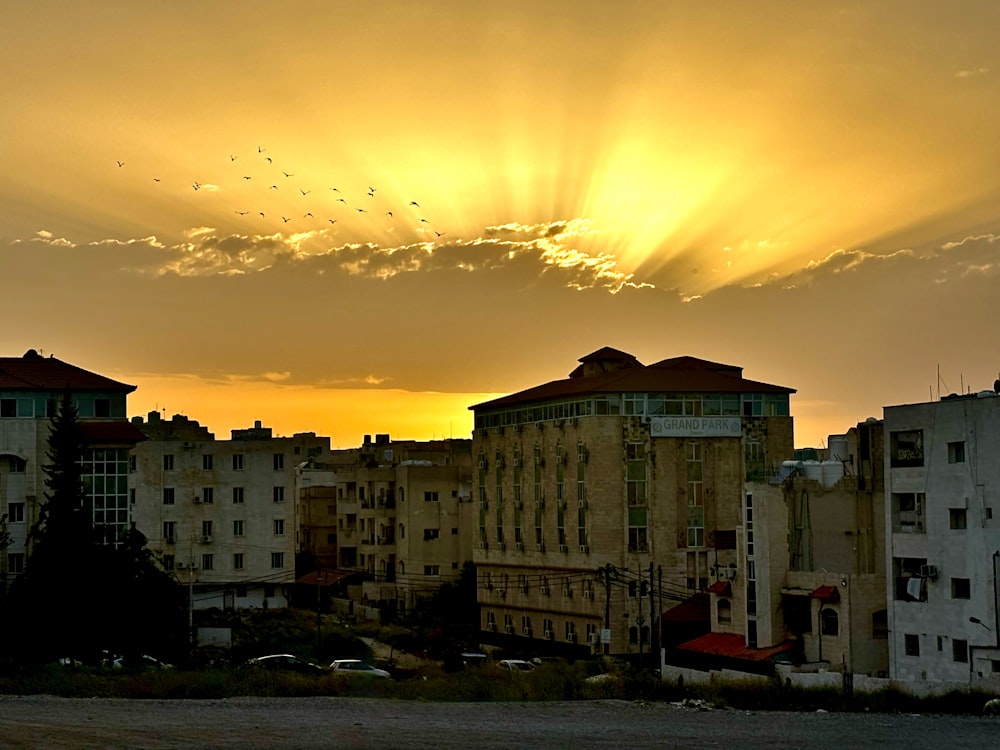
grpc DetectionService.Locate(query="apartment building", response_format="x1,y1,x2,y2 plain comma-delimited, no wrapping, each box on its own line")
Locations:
884,389,1000,684
129,412,329,610
687,419,889,676
296,434,474,618
470,347,794,657
0,349,146,583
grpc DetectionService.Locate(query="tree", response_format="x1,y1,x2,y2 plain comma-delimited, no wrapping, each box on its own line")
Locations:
9,392,184,663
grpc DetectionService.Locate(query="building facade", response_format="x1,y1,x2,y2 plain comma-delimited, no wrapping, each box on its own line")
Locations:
884,391,1000,684
0,349,145,584
296,434,474,618
470,347,794,657
129,412,329,610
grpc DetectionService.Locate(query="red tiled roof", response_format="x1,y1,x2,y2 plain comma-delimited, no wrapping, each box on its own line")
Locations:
707,581,732,596
810,585,841,602
677,632,795,662
0,350,136,393
296,570,362,586
471,350,793,411
662,593,710,623
79,421,148,445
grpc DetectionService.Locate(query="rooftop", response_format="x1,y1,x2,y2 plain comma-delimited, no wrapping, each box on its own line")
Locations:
0,350,136,394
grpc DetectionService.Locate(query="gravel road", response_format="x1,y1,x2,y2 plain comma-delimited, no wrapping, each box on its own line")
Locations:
1,695,997,750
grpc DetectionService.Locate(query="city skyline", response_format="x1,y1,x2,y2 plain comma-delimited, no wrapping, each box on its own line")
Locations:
3,2,1000,448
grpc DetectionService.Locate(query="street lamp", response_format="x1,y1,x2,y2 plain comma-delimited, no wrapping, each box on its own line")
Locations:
970,616,991,632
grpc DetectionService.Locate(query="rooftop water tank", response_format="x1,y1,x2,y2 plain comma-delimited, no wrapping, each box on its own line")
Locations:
821,460,844,486
801,460,823,482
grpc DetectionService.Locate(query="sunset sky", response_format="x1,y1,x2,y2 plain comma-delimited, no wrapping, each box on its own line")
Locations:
3,2,1000,449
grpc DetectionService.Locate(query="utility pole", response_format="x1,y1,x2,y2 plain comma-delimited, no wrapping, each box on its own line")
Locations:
649,560,657,668
603,564,613,655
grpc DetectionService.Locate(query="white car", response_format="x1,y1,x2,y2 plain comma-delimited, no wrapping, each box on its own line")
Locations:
498,659,535,672
328,659,391,679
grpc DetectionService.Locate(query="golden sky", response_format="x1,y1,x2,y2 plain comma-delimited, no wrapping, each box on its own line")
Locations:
3,2,1000,448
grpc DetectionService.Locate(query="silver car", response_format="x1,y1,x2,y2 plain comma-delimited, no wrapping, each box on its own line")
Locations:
328,659,391,679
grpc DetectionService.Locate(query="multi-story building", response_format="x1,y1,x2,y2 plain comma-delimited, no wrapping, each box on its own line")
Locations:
129,412,329,610
686,419,889,677
884,389,1000,684
0,349,146,583
296,434,474,618
470,347,794,657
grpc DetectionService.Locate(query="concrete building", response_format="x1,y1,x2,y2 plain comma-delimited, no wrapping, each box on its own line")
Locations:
0,349,146,584
884,389,1000,685
688,419,889,677
296,434,474,618
469,347,794,657
129,412,329,610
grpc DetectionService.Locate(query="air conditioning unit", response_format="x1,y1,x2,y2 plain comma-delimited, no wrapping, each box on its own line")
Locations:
513,456,522,468
487,622,497,632
193,496,202,504
544,630,553,640
515,542,524,551
566,632,577,643
504,625,515,634
540,586,551,596
920,564,938,579
535,543,545,552
535,422,544,431
495,588,506,598
478,541,489,550
512,423,522,433
563,588,573,598
583,590,594,600
558,544,569,553
175,561,186,569
556,454,566,465
578,499,587,509
522,627,533,637
588,633,599,645
579,545,590,554
496,542,506,551
201,535,212,544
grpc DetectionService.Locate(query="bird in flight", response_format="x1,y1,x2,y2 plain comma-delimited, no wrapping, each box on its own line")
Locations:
243,176,252,180
282,216,291,223
153,178,161,182
230,155,237,162
329,187,340,192
300,189,311,196
270,185,278,190
337,198,346,203
409,201,419,207
283,171,294,178
435,231,445,237
266,157,272,164
386,211,393,217
419,218,428,223
235,210,250,215
258,146,266,153
193,182,201,191
304,212,313,218
356,208,367,213
368,187,376,197
328,219,337,224
259,212,265,218
116,160,124,168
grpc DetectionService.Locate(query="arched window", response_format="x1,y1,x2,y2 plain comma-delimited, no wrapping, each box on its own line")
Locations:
821,608,839,636
717,599,732,624
399,523,405,540
398,488,404,502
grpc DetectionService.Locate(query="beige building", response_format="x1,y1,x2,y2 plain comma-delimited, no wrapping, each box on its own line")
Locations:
470,347,794,657
690,419,889,676
129,412,329,610
1,350,146,584
296,434,474,618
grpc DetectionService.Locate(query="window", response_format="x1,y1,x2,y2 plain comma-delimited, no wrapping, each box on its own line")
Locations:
424,491,439,502
424,565,440,576
233,454,244,471
273,519,285,536
236,586,247,597
163,454,174,471
0,399,16,417
9,457,26,473
162,554,174,571
820,608,839,636
948,441,966,464
233,553,244,570
625,442,647,506
273,486,285,503
627,508,648,552
951,577,971,599
202,554,214,571
953,639,969,663
949,508,967,530
904,633,920,657
163,521,176,542
202,520,213,538
202,454,213,470
94,398,111,417
163,488,175,505
7,553,25,573
232,487,244,504
271,552,285,569
129,455,137,472
423,528,440,541
273,453,284,470
233,520,244,537
687,441,705,547
7,502,24,523
890,430,924,468
872,609,888,639
201,487,214,504
717,599,732,624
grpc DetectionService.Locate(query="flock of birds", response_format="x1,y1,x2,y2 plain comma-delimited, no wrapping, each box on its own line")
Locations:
115,147,446,238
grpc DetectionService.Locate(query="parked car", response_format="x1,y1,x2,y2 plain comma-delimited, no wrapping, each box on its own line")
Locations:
245,654,326,675
328,659,391,679
498,659,535,672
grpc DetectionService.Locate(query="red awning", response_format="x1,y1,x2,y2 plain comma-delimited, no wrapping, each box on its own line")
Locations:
707,581,732,596
810,585,841,602
662,593,710,623
677,632,795,662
